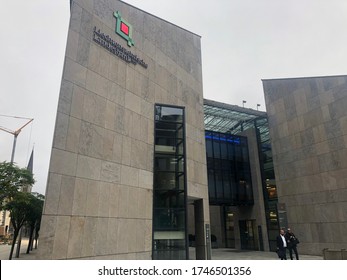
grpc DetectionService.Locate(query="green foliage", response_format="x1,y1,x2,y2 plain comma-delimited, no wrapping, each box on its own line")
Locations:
5,192,44,259
4,192,32,231
0,161,35,207
25,193,44,254
26,193,44,227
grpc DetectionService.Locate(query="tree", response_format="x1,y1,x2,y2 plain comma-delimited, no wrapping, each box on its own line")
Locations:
5,192,33,260
0,161,36,259
0,161,35,207
26,193,44,254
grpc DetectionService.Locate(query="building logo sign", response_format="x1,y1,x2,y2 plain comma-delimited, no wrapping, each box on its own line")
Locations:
92,11,148,68
114,11,134,47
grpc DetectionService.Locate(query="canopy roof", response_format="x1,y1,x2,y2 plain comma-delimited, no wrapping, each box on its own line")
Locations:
204,99,267,134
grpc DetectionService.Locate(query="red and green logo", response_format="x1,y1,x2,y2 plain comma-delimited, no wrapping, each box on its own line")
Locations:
114,11,134,47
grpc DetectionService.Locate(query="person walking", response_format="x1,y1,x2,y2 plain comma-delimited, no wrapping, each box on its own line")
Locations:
285,228,299,260
276,229,287,260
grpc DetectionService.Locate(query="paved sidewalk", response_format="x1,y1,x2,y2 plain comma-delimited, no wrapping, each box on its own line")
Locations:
0,238,37,260
201,248,323,260
1,242,322,260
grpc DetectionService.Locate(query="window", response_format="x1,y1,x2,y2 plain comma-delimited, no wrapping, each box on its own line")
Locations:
153,105,187,260
205,131,253,205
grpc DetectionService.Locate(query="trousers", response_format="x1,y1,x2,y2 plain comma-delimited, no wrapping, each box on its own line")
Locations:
287,246,299,260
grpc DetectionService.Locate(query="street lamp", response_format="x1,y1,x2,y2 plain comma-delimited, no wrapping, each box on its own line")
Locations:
257,104,261,111
242,100,247,108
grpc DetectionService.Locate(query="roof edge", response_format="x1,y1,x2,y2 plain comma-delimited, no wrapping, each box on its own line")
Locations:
262,74,347,82
120,0,201,38
204,98,267,116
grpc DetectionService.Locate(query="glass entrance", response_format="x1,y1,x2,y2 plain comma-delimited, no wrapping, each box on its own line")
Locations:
239,219,257,250
224,208,235,248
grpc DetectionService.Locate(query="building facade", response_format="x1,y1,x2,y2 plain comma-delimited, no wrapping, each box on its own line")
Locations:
263,75,347,255
0,211,11,236
38,0,346,260
37,0,209,260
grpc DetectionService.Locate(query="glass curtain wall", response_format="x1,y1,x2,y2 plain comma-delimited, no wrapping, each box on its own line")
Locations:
153,105,187,260
205,131,253,205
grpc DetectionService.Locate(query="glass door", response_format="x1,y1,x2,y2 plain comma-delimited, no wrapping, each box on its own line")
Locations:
239,219,257,250
225,208,235,248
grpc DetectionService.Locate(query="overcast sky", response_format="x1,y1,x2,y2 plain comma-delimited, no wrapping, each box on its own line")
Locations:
1,0,347,195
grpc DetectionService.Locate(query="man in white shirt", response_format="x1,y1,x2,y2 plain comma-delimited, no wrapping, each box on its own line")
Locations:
276,229,287,260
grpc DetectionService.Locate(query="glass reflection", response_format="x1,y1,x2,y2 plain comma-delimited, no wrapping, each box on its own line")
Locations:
153,105,187,260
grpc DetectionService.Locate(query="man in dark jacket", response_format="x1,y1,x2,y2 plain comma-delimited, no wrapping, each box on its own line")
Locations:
276,229,287,260
285,228,299,260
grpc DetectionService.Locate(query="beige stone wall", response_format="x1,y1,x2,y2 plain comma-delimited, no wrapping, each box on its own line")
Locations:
238,128,270,251
263,75,347,256
209,206,224,248
37,0,208,259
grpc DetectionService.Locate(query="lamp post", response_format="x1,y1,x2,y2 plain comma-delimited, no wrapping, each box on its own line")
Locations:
257,104,261,111
242,100,247,108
